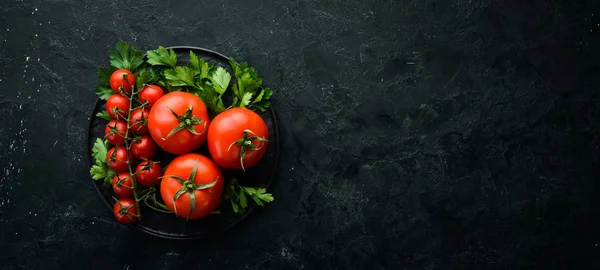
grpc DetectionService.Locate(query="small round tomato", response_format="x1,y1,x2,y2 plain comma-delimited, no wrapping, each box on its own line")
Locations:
129,108,150,135
148,92,210,155
104,120,127,145
138,84,164,108
111,172,134,198
106,94,130,120
135,160,162,187
160,153,224,220
130,135,157,160
113,198,138,224
106,146,130,173
207,108,269,170
110,69,135,94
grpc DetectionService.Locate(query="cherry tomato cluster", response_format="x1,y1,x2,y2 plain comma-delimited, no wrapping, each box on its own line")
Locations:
103,69,269,224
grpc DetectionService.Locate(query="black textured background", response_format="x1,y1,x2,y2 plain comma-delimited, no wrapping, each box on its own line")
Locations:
1,0,600,269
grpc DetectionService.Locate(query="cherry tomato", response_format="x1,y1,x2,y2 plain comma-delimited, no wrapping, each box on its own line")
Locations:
129,108,150,135
138,84,165,108
104,120,127,145
111,172,133,198
106,94,130,120
106,146,129,173
135,160,162,187
207,108,269,170
113,198,138,224
130,135,157,160
109,69,135,94
160,153,224,220
148,92,210,154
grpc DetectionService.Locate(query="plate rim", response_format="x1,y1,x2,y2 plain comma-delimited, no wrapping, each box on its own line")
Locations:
86,46,280,240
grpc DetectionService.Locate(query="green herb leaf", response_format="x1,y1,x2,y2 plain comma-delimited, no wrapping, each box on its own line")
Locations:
95,86,114,100
97,67,115,85
210,66,231,94
228,58,272,111
135,70,152,89
223,178,274,214
91,138,109,161
90,138,114,186
241,92,253,106
109,40,144,71
164,66,196,87
147,46,177,68
95,111,113,121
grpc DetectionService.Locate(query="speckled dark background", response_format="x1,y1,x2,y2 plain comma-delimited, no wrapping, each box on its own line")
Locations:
1,0,600,269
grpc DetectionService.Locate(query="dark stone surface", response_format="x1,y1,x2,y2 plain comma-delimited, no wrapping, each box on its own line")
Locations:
1,0,599,269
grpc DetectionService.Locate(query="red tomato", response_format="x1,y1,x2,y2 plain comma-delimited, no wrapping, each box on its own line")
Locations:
106,94,130,120
104,120,127,145
130,135,157,160
111,172,133,198
160,153,224,220
110,69,135,94
113,198,138,224
138,84,164,108
148,92,210,154
135,160,162,187
207,108,269,170
106,146,129,173
129,108,150,135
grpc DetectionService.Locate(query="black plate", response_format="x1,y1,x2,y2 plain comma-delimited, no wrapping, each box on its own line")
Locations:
87,46,280,240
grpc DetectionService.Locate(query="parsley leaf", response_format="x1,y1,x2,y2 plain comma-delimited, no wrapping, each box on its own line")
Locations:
97,67,115,85
163,66,196,87
109,40,145,71
89,138,115,186
210,66,231,95
95,111,113,121
95,86,113,100
146,46,177,68
228,58,272,112
224,178,274,214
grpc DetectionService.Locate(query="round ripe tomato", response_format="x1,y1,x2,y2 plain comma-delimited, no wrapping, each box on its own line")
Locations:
207,108,269,170
113,198,138,224
110,69,135,94
135,160,162,187
138,84,164,108
160,153,224,220
148,92,210,155
129,108,150,135
106,94,130,120
111,172,134,198
104,120,127,145
106,146,129,173
130,135,156,160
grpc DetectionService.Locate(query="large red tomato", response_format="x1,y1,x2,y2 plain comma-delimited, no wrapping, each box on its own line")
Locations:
160,153,224,220
148,92,210,154
207,108,269,170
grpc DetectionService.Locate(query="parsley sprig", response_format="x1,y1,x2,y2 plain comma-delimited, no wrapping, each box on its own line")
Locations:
89,138,116,186
225,178,274,214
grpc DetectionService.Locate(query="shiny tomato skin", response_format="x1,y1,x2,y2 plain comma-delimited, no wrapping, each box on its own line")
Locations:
138,84,165,108
135,161,162,187
148,92,210,155
130,135,157,160
106,94,130,120
113,198,138,224
106,146,129,173
104,120,127,145
160,153,224,220
109,69,135,94
112,172,134,198
129,108,150,135
207,108,269,170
